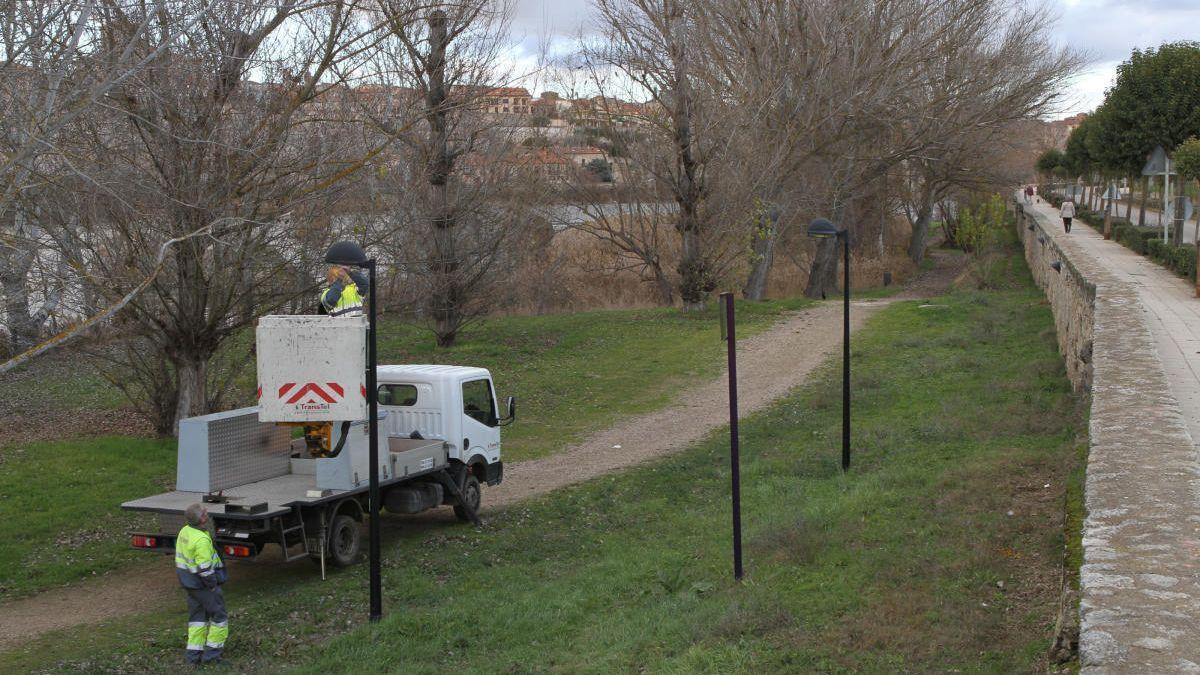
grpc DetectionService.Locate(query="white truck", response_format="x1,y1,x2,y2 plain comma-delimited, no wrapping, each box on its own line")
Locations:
121,316,513,571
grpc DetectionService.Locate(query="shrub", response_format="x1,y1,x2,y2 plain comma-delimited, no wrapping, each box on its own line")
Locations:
1171,245,1197,279
1145,237,1165,260
1113,224,1160,254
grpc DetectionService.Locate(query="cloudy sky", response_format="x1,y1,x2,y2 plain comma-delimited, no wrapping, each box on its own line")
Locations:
509,0,1200,118
1054,0,1200,114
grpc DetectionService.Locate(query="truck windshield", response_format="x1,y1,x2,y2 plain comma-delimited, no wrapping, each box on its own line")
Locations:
462,379,497,426
378,384,418,406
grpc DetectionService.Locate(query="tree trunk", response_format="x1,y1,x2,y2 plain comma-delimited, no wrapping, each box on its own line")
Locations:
804,236,839,299
1,208,40,353
1173,193,1185,246
907,189,934,265
805,198,850,299
1125,178,1133,221
742,211,777,301
666,2,710,311
1139,176,1148,226
173,354,208,435
653,265,675,306
425,11,460,346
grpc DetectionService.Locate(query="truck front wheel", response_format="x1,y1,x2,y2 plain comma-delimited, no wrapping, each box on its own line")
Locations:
327,514,362,567
453,474,481,522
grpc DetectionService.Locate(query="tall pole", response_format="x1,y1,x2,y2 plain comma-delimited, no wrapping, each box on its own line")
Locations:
366,259,381,622
841,232,851,471
1164,158,1171,242
721,293,743,580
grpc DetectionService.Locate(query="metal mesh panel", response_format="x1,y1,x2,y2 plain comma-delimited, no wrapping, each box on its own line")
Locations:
207,410,292,491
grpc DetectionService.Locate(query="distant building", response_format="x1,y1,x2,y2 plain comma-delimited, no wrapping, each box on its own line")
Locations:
532,91,572,119
1043,112,1088,150
481,87,532,117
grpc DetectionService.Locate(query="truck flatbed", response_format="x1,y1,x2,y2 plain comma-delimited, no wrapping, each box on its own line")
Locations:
122,438,447,520
123,474,347,520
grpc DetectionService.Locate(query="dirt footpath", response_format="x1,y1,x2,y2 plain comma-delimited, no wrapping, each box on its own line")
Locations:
491,249,963,508
0,253,961,652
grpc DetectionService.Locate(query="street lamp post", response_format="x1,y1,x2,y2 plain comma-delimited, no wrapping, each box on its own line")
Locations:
807,218,851,471
324,241,382,622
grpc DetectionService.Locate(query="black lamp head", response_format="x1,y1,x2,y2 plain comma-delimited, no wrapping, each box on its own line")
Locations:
325,240,368,266
808,218,839,239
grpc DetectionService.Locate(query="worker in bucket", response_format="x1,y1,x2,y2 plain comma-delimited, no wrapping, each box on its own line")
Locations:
176,503,228,665
320,263,368,317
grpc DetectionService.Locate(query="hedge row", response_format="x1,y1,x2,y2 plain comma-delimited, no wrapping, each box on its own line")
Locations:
1111,222,1161,254
1145,238,1198,279
1032,186,1196,281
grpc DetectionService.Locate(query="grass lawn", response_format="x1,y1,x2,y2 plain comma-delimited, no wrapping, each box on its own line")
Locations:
0,242,1086,673
0,437,173,599
373,298,814,462
0,298,809,599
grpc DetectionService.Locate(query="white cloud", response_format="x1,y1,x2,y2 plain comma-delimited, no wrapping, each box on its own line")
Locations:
507,0,1200,114
1049,0,1200,113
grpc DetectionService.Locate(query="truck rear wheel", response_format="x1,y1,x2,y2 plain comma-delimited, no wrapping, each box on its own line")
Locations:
453,474,481,522
327,514,361,567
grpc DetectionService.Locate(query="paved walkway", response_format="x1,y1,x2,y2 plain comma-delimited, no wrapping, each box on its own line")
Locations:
1033,199,1200,445
1025,198,1200,671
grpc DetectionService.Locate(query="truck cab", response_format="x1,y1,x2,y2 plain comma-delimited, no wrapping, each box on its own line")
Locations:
377,365,508,487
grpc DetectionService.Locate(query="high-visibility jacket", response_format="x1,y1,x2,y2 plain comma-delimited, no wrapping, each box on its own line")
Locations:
175,524,225,590
321,274,365,317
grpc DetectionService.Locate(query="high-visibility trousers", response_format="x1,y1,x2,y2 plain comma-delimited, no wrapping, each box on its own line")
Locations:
185,587,228,664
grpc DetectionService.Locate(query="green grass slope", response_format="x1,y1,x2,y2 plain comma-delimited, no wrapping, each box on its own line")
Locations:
0,298,808,599
2,248,1086,673
0,438,172,598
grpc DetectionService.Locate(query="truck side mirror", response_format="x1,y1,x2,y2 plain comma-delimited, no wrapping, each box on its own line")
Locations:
500,396,516,426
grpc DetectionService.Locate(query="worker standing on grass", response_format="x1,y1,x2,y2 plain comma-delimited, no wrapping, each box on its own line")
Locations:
321,263,368,317
176,503,228,666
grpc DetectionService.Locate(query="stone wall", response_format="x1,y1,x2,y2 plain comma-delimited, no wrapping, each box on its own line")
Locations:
1016,200,1200,672
1014,203,1095,392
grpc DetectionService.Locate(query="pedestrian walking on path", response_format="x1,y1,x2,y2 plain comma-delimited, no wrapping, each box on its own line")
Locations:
1060,199,1075,233
1024,185,1034,204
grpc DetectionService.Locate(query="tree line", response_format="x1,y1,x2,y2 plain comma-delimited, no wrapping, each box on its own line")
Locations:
0,0,1077,434
1039,41,1200,242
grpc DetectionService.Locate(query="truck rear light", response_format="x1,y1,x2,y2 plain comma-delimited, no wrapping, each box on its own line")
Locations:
131,535,157,548
223,544,252,558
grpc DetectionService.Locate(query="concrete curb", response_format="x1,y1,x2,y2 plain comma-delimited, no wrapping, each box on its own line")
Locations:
1018,200,1200,672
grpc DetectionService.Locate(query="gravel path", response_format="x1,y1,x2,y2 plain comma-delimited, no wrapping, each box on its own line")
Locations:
0,254,960,652
488,300,883,508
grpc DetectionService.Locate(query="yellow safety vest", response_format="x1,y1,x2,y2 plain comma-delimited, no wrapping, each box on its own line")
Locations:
323,283,363,317
175,524,224,589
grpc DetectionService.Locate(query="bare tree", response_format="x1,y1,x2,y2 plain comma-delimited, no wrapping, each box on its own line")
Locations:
0,0,224,355
689,0,1081,297
899,1,1083,263
361,0,527,346
54,0,368,432
591,0,731,310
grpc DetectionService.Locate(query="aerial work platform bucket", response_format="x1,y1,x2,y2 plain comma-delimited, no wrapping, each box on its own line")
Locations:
256,315,368,423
